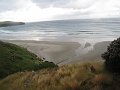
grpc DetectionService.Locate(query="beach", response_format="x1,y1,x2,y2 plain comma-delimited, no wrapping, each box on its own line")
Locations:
0,19,118,65
4,40,111,65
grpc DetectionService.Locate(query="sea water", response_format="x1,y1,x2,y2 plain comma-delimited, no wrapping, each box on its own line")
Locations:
0,18,120,42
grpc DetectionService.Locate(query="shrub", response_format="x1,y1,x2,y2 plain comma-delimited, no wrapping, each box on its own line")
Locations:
101,37,120,73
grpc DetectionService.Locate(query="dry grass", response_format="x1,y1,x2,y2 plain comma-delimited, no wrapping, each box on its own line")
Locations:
0,61,119,90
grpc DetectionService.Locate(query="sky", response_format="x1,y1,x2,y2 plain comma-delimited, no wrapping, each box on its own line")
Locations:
0,0,120,22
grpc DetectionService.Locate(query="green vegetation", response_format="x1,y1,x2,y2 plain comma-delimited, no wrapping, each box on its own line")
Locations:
102,37,120,73
1,38,120,90
0,41,57,79
0,61,120,90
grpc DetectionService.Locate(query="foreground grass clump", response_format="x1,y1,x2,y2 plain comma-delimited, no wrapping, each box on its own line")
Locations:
0,41,57,79
1,61,119,90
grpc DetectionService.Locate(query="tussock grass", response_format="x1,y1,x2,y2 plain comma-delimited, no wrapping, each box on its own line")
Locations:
0,61,118,90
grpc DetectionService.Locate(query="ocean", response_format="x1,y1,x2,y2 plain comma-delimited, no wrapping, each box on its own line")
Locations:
0,18,120,42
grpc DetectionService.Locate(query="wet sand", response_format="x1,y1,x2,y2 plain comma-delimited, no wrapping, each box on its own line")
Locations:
5,40,80,64
5,40,111,65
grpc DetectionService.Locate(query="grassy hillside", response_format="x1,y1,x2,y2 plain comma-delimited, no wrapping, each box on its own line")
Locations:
0,41,57,79
0,61,120,90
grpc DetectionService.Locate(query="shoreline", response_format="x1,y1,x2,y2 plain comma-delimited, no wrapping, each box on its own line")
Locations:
3,40,111,65
5,40,81,65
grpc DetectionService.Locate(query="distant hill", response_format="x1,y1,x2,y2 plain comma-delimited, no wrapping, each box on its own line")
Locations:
0,41,57,79
0,21,25,27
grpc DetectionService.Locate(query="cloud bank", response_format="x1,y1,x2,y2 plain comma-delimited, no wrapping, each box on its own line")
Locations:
0,0,120,22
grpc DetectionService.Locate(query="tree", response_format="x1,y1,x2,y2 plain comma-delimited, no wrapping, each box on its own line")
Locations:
101,37,120,73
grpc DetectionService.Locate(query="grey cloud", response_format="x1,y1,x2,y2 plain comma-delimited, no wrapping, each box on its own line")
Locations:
1,0,120,22
32,0,96,10
0,0,19,12
0,0,96,12
32,0,70,8
54,10,92,20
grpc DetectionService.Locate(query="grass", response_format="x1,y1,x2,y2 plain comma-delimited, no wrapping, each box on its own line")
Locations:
0,61,119,90
0,41,57,79
0,41,120,90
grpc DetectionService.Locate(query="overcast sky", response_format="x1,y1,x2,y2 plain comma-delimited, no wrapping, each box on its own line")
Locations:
0,0,120,22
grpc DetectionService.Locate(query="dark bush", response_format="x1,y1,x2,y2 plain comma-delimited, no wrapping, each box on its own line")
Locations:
101,37,120,73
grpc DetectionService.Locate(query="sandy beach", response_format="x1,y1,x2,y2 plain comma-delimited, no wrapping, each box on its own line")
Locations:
6,40,80,64
5,40,111,65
